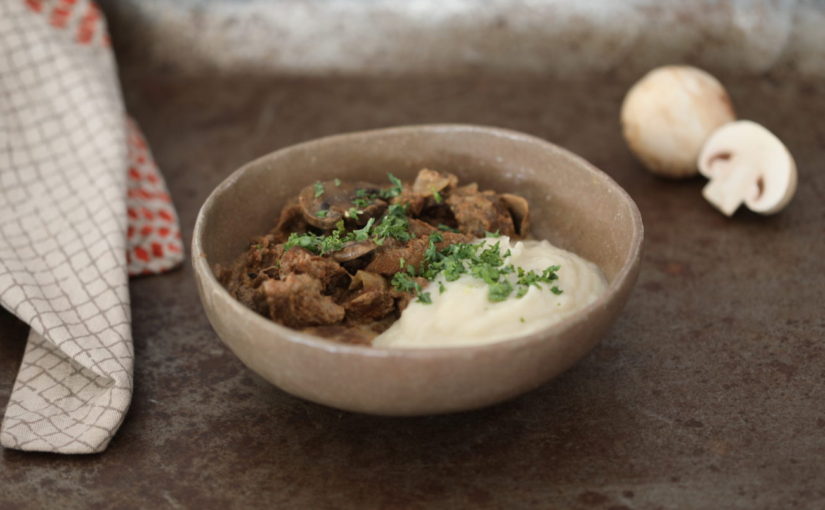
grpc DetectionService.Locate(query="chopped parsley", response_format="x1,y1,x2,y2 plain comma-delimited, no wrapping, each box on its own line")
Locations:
437,224,460,233
350,217,375,241
411,239,563,304
345,207,362,219
417,292,432,304
352,197,372,209
284,229,347,255
432,188,443,204
391,271,421,294
372,204,412,243
316,210,328,218
380,173,404,199
334,178,342,187
313,181,325,198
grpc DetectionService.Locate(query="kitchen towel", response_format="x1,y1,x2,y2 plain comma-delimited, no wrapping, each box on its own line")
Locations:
0,0,183,453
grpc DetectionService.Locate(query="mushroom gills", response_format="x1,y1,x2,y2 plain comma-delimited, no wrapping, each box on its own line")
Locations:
698,120,797,217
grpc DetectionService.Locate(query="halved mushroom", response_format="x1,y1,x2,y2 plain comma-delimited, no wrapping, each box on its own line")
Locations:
698,120,797,216
298,180,387,229
501,193,530,238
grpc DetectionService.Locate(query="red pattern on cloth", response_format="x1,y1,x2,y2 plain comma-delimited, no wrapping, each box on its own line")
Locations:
125,119,184,276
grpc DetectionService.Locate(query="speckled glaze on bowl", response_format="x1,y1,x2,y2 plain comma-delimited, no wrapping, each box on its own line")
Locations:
192,124,643,415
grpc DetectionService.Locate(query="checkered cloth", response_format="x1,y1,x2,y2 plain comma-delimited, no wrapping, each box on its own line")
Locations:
0,0,183,453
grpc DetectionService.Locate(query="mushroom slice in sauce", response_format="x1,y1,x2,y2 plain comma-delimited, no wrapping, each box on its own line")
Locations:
298,180,387,229
412,169,459,196
332,240,377,262
501,193,530,238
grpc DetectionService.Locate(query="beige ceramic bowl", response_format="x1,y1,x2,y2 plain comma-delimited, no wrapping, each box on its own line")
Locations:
193,125,643,415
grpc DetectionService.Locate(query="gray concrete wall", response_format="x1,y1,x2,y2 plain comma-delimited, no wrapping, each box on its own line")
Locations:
100,0,825,77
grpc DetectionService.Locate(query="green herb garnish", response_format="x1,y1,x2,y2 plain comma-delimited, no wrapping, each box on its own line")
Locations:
352,197,371,209
316,210,328,218
350,217,375,241
413,240,562,304
379,173,404,199
432,188,442,204
437,224,460,233
391,271,421,294
372,203,412,243
313,181,325,198
334,178,342,187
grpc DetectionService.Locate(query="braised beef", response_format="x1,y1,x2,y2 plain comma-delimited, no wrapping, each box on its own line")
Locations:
261,274,345,328
280,247,348,290
446,184,517,237
215,169,530,344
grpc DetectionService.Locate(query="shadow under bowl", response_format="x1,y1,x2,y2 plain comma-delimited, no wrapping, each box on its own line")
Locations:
193,124,643,415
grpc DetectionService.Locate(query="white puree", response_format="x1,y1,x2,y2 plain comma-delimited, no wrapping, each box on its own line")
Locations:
373,236,607,348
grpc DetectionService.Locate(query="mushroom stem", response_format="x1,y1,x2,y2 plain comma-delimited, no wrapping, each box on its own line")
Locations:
701,161,758,216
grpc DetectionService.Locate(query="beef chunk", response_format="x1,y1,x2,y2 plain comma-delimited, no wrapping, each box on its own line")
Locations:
366,232,471,276
343,270,394,323
407,218,438,237
366,237,429,275
270,199,309,243
261,274,345,328
344,291,395,323
243,236,284,275
280,247,348,289
216,262,268,315
446,185,516,237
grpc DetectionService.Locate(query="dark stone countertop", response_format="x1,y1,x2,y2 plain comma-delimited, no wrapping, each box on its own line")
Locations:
2,70,824,509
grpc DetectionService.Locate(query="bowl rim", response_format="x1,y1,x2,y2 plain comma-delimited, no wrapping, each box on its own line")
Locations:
192,123,643,359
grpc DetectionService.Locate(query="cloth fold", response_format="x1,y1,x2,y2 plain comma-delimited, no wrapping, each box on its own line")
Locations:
0,0,182,453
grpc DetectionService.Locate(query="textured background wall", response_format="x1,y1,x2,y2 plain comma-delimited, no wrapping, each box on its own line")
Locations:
99,0,825,77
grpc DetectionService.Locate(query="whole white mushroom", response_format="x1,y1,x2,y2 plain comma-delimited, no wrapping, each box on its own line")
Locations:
621,65,736,178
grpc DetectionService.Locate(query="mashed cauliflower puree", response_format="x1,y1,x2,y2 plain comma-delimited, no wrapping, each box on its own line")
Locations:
373,237,607,348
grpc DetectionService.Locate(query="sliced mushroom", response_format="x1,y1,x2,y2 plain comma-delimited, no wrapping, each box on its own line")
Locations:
412,169,459,196
298,180,387,229
698,120,797,216
332,240,377,262
348,270,389,292
500,193,530,238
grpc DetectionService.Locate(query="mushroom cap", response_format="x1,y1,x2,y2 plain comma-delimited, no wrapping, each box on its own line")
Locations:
698,120,797,216
298,180,387,229
621,65,736,178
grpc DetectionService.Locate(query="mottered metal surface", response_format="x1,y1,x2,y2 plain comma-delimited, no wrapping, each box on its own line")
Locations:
1,69,824,509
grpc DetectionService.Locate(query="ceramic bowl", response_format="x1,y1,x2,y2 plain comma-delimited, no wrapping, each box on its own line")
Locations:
193,124,643,415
